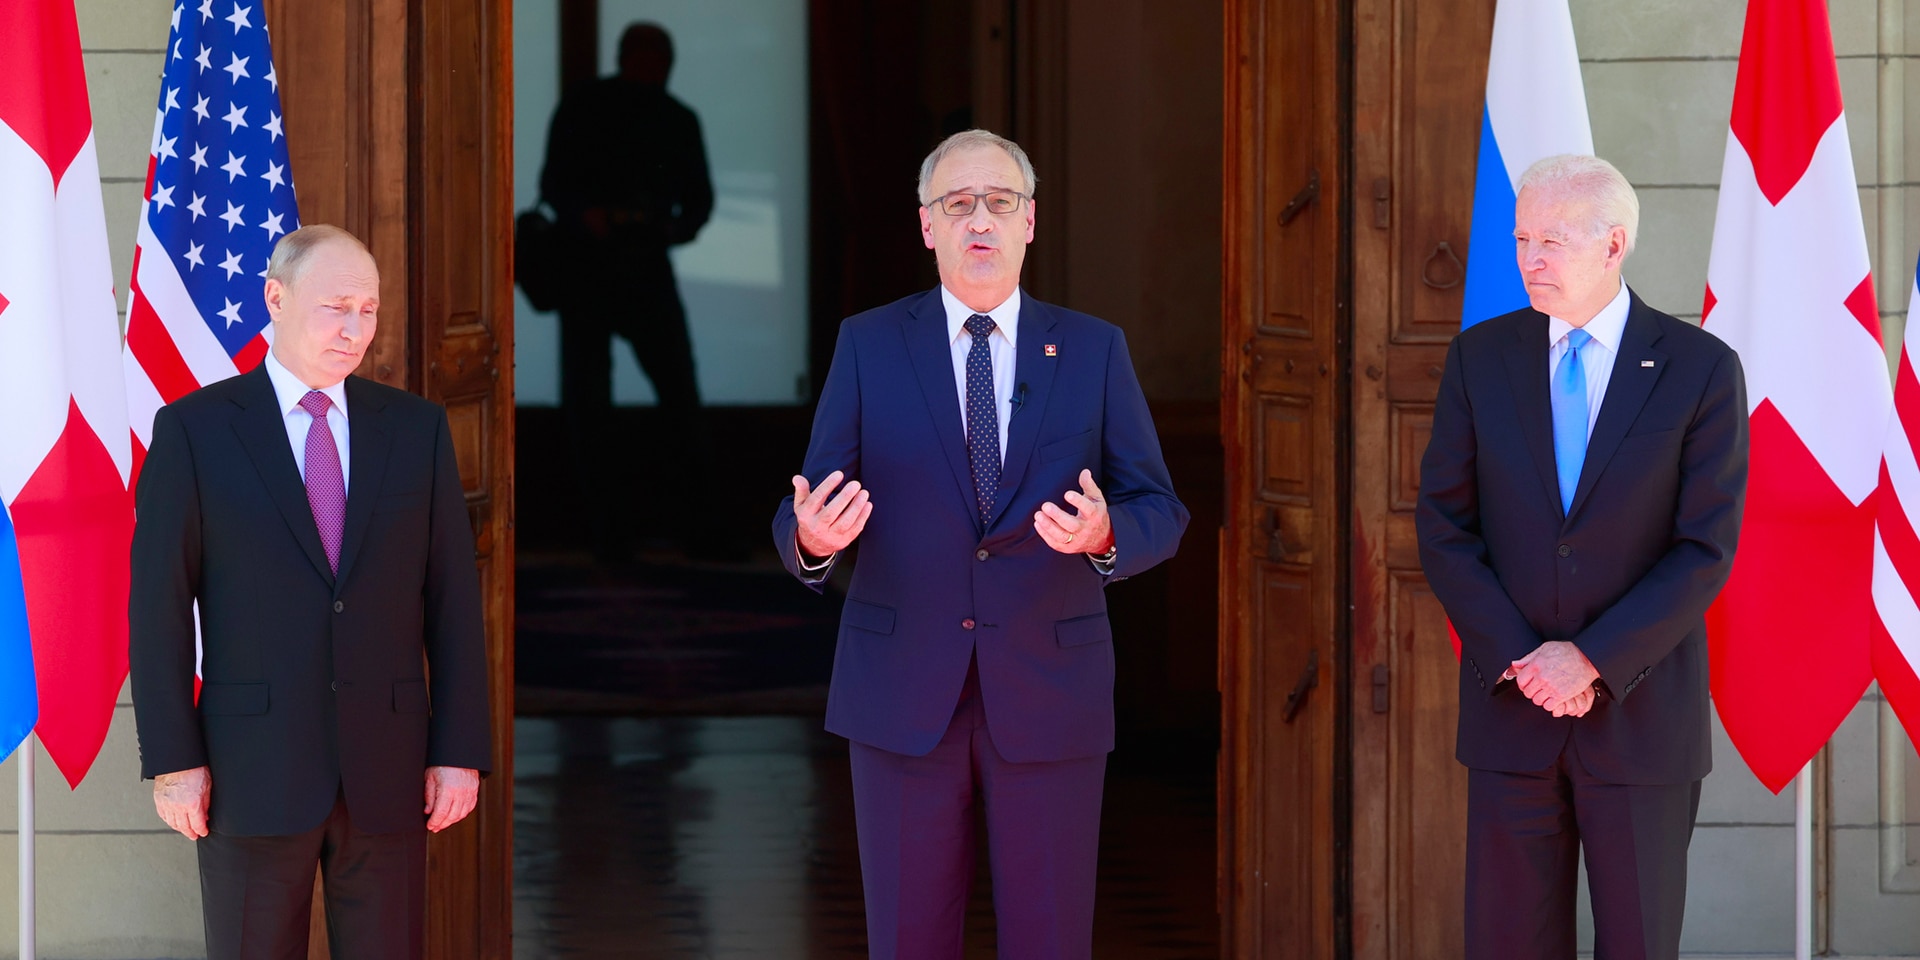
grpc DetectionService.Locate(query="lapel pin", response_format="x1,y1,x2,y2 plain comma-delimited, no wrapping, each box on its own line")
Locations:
1641,360,1656,368
1044,344,1058,357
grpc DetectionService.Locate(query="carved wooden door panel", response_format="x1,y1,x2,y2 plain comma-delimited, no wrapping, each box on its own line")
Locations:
1349,0,1490,956
1220,0,1344,955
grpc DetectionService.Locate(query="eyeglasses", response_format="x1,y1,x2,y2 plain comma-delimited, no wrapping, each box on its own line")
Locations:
927,191,1029,217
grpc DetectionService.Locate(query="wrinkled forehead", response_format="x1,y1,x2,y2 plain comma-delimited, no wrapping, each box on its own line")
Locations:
929,146,1025,195
1514,185,1598,235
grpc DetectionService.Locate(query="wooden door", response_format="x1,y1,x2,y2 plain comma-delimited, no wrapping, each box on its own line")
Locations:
270,0,516,956
1347,0,1490,956
1219,0,1345,955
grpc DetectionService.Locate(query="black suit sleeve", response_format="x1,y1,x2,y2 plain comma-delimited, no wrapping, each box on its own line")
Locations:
1416,337,1546,688
128,405,208,779
669,110,714,246
422,409,493,772
1574,348,1748,699
1099,330,1188,580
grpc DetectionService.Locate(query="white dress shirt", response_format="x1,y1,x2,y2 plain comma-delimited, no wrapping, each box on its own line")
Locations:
1546,281,1632,441
263,349,351,490
940,284,1020,462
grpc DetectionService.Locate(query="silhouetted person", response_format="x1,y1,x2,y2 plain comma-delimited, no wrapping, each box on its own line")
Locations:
540,22,713,560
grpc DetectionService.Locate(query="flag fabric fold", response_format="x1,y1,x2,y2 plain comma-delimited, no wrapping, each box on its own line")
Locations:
1459,0,1594,330
1874,256,1920,743
0,0,137,782
1702,0,1887,794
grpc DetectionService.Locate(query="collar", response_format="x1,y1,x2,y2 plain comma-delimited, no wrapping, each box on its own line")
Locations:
1547,281,1631,353
940,285,1020,349
263,349,350,420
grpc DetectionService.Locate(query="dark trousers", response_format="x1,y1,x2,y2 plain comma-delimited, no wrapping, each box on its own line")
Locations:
1465,734,1702,960
198,793,427,960
558,249,705,554
849,658,1108,960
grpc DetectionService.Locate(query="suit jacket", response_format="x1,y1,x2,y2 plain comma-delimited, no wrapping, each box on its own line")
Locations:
129,365,492,836
772,288,1189,763
1416,293,1747,785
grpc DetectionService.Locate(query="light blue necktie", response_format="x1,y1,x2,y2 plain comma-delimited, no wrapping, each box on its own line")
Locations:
1552,328,1593,514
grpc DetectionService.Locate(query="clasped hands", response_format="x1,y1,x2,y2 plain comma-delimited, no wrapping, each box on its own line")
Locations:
1509,641,1602,718
153,764,480,839
792,469,1113,558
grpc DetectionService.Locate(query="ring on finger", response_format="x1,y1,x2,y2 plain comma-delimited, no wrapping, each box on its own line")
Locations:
1065,534,1074,543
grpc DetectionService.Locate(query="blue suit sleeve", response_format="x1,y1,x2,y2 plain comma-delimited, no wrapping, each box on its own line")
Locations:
774,321,862,591
1099,330,1188,580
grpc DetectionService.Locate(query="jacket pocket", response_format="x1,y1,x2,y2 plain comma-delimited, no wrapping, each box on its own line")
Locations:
1039,429,1095,464
843,598,896,636
1055,612,1111,648
200,682,270,716
392,678,430,714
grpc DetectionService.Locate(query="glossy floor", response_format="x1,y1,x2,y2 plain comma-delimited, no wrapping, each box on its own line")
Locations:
513,716,1218,959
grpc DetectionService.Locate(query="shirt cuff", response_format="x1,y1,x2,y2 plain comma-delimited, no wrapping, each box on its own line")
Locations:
797,544,836,578
1087,547,1118,576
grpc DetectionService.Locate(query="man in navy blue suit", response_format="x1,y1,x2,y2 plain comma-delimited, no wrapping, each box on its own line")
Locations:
773,129,1188,958
1417,155,1747,959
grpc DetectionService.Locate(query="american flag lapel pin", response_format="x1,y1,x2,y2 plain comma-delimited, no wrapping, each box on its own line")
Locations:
1641,360,1656,368
1045,344,1058,357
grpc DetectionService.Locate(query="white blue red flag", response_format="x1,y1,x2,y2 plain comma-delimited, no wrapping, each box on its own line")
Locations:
0,0,138,782
1460,0,1594,329
1703,0,1888,793
125,0,301,479
1873,255,1920,745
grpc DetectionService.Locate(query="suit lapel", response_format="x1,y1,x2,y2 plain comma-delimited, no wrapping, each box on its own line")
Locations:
902,289,984,531
1500,311,1564,516
989,290,1060,531
1566,296,1668,522
331,377,392,593
230,365,334,584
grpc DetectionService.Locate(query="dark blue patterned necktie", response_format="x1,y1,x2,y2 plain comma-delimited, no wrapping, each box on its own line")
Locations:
964,314,1000,522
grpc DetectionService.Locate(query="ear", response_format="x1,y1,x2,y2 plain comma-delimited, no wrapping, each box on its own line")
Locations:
919,204,936,250
1023,198,1036,244
263,277,286,321
1605,225,1629,270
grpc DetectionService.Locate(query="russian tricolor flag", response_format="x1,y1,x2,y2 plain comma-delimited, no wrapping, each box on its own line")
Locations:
1461,0,1595,329
0,0,138,783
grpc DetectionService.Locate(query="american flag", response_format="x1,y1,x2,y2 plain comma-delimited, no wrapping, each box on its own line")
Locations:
124,0,299,480
1873,253,1920,747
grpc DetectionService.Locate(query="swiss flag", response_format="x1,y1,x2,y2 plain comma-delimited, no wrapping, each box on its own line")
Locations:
1701,0,1888,793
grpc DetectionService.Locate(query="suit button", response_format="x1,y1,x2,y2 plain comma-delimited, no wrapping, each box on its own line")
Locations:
1557,545,1572,558
331,681,339,692
961,618,976,630
333,600,345,613
976,549,990,561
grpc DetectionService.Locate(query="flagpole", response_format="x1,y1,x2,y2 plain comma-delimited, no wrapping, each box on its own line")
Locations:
1795,761,1812,960
17,733,33,960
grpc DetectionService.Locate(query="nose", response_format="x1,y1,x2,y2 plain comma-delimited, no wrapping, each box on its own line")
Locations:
966,207,995,232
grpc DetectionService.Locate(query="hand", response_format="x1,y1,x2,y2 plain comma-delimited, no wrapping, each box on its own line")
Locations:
424,766,481,833
1035,470,1115,555
1548,684,1596,718
792,470,872,558
1512,641,1601,712
154,766,212,840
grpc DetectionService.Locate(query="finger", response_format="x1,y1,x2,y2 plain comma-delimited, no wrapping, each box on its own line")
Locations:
817,481,861,528
427,793,453,833
1063,491,1103,516
835,499,873,537
791,475,812,506
806,471,845,512
828,490,870,534
1039,502,1083,534
1079,469,1104,499
424,772,439,815
1033,511,1071,544
187,799,210,839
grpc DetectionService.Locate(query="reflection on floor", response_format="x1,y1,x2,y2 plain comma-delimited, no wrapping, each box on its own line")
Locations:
513,716,1218,959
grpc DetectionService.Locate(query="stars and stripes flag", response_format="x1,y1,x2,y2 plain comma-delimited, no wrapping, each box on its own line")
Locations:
1701,0,1888,794
1459,0,1593,330
1873,256,1920,744
0,0,138,783
125,0,300,486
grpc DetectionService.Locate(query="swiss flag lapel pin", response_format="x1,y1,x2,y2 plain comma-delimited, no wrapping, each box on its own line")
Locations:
1044,344,1058,357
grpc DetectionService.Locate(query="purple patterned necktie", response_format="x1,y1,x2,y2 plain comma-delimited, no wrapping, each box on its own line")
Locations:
299,391,345,574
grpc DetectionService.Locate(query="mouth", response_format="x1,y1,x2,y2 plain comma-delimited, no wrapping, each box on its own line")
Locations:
966,242,996,254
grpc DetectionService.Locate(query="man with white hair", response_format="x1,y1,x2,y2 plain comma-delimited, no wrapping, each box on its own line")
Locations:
773,129,1187,958
1416,155,1748,958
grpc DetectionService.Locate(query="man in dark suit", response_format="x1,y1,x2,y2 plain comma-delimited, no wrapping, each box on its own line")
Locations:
773,129,1188,959
130,225,492,960
1417,155,1747,960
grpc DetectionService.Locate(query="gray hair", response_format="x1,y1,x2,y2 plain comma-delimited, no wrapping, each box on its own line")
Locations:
265,224,374,288
916,129,1038,205
1517,154,1640,256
